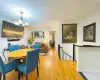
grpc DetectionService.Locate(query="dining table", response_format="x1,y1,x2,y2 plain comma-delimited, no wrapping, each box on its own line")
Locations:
8,48,34,59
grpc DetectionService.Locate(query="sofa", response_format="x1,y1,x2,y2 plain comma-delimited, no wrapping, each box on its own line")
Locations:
34,42,49,53
20,44,28,49
20,43,49,53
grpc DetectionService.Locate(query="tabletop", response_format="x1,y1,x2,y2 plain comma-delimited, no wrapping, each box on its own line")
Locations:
8,48,34,59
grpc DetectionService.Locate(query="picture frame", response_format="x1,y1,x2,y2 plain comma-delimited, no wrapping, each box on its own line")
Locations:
34,31,44,38
62,24,77,43
83,23,96,42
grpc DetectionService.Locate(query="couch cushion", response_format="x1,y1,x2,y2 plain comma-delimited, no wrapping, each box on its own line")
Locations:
35,42,49,53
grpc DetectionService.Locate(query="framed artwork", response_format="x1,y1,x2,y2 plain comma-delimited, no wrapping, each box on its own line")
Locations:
83,23,96,42
62,24,77,43
34,31,44,38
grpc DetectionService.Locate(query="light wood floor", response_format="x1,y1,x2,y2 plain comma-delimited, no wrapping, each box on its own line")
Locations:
2,48,83,80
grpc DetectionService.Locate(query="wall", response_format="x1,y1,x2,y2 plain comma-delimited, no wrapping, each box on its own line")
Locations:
58,9,100,61
28,21,59,48
58,20,78,57
76,47,100,73
76,9,100,73
78,9,100,45
0,18,29,61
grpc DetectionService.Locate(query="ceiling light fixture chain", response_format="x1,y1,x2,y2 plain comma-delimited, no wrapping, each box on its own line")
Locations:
20,11,23,21
14,11,29,27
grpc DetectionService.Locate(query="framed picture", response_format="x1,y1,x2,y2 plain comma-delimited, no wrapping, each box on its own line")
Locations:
83,23,96,42
62,24,77,43
34,31,44,38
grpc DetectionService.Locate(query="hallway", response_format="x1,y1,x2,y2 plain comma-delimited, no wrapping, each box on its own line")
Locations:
3,48,83,80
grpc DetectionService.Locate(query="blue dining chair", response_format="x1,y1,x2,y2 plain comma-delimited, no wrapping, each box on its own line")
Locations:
33,44,40,62
8,45,20,52
18,49,40,80
7,44,20,61
33,44,40,49
0,57,21,80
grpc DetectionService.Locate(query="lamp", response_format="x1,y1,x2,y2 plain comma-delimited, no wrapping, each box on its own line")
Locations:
14,11,29,27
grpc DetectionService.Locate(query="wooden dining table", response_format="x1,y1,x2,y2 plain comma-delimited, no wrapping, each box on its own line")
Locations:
8,48,34,59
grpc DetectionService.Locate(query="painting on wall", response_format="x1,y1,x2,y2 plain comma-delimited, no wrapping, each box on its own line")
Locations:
62,24,77,43
34,31,44,38
83,23,96,42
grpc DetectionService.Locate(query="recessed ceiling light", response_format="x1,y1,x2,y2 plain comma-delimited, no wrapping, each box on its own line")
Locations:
11,7,31,18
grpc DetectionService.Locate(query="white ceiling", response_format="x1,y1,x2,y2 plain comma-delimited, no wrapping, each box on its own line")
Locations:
0,0,100,23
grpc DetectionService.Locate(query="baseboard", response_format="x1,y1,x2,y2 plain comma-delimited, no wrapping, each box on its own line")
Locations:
79,72,88,80
79,70,100,74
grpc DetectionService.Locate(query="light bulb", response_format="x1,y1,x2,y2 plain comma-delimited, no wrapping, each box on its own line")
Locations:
22,24,25,26
18,20,23,24
14,21,19,25
25,22,29,26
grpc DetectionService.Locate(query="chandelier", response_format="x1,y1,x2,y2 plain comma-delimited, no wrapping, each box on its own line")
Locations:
14,11,29,27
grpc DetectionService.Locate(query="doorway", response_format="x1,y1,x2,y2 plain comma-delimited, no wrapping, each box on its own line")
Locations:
49,31,56,48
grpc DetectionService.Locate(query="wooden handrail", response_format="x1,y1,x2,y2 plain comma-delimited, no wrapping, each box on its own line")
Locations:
58,44,73,60
62,50,72,58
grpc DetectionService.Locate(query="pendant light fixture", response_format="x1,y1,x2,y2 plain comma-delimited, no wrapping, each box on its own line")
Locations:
14,11,29,27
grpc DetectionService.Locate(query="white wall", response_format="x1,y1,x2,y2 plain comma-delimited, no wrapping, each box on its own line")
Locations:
76,47,100,73
58,20,78,57
58,8,100,58
0,18,29,61
78,9,100,45
58,9,100,61
28,21,59,48
75,9,100,73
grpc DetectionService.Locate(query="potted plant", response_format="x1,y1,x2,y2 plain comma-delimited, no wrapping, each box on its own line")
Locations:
28,36,35,48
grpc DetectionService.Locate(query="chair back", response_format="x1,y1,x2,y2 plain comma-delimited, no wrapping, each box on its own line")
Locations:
0,57,5,74
26,49,39,74
8,45,20,52
33,44,40,49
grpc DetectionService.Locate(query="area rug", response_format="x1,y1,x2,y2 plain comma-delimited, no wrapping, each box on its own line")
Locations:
79,72,88,80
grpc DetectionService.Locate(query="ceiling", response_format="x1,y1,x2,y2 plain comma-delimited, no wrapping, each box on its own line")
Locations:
0,0,100,23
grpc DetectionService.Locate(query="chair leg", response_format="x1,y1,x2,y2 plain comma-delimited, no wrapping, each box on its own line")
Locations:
3,75,5,80
0,73,2,80
18,70,20,80
15,68,18,71
38,57,40,63
21,72,23,76
37,66,39,77
26,75,28,80
38,56,40,63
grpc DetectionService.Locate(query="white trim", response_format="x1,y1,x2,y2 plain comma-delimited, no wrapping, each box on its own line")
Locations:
79,70,100,74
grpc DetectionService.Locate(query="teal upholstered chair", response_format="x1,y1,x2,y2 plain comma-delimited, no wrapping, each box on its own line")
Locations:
18,49,40,80
2,45,20,62
33,44,40,49
33,44,40,62
8,45,20,52
0,57,20,80
8,45,20,61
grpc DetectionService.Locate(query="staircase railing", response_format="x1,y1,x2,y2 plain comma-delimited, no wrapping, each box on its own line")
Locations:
58,44,73,60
